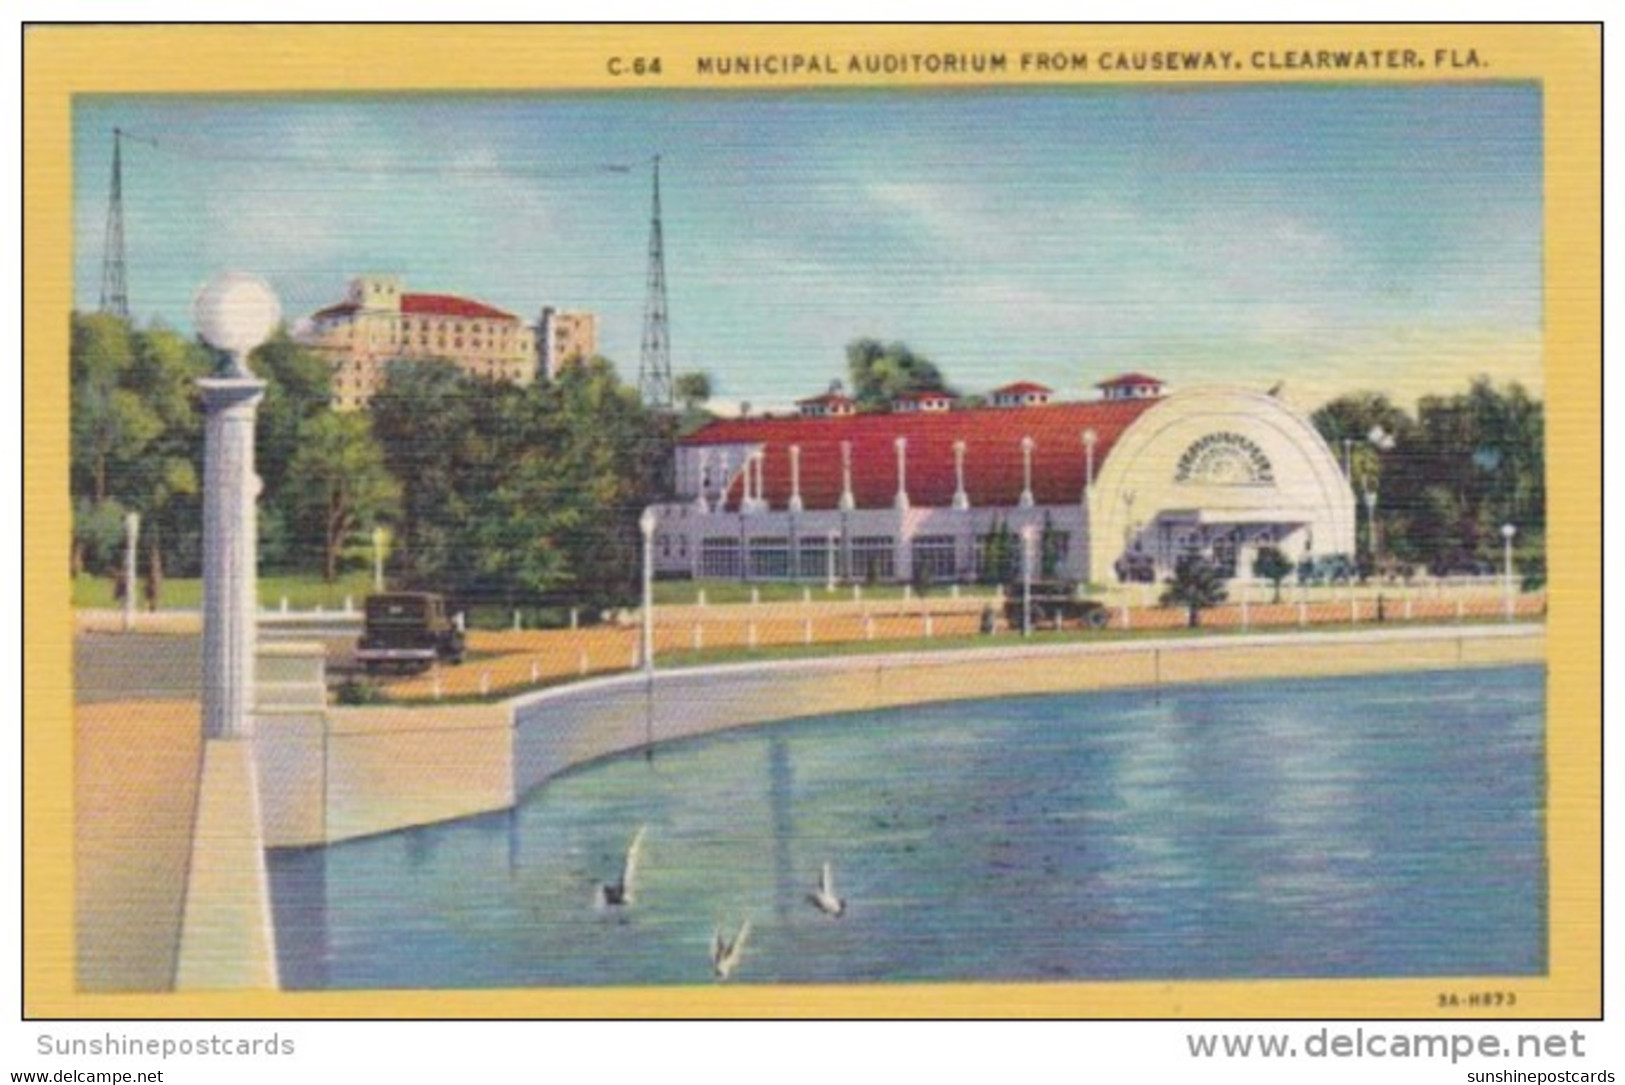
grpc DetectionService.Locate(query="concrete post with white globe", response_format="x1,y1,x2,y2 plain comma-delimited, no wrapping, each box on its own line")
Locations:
175,272,280,990
195,274,276,742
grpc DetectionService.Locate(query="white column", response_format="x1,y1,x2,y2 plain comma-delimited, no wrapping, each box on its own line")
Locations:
952,440,970,510
1019,436,1035,508
200,377,266,741
826,529,838,591
839,441,855,511
788,444,804,513
894,437,910,511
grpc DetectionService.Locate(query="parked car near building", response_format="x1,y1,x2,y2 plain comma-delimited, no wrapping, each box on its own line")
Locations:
1004,581,1110,631
356,592,466,674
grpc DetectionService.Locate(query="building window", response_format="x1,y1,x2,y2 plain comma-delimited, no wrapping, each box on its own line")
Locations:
850,536,895,582
700,537,742,579
911,535,958,582
796,536,834,580
748,536,792,580
1175,432,1274,486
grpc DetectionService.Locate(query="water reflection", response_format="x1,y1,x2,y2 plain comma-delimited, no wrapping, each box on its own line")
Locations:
269,665,1545,989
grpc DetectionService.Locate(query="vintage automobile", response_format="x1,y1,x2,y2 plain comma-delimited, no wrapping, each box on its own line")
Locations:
355,592,466,674
1003,581,1111,631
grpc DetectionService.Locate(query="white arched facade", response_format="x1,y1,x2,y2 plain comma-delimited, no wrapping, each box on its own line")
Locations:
1087,386,1355,584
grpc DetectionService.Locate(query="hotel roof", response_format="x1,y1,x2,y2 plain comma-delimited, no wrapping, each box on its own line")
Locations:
311,294,520,322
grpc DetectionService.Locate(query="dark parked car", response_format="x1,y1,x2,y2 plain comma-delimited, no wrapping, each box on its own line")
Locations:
1004,581,1110,631
356,592,466,674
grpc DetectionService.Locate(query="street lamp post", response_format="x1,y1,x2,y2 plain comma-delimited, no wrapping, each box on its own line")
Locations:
1501,523,1517,620
826,528,838,592
640,508,658,675
1363,488,1378,569
1021,523,1036,638
122,511,140,632
193,272,278,742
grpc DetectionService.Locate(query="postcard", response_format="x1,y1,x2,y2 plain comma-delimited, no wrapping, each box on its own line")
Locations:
23,24,1600,1022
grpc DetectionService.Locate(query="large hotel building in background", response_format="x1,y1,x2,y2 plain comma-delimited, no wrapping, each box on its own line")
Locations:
299,275,597,410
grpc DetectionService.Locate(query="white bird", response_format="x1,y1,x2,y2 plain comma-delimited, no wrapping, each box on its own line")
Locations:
594,825,646,908
710,918,752,981
807,861,846,918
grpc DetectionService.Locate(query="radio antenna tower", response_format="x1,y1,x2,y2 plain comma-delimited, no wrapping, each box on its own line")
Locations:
99,128,131,319
99,128,155,320
638,155,674,411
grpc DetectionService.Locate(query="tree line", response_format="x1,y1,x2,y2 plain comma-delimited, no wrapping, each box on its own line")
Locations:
1311,379,1544,581
70,311,677,610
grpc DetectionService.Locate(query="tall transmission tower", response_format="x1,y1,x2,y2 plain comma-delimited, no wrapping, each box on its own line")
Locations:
638,155,674,411
99,128,155,320
99,128,130,320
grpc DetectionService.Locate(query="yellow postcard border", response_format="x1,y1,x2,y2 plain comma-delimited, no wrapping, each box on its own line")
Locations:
23,23,1601,1019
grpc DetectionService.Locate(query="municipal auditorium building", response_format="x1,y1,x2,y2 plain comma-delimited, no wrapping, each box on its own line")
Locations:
649,374,1356,586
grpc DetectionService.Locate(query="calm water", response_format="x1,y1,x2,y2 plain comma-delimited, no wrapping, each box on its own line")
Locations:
268,665,1546,989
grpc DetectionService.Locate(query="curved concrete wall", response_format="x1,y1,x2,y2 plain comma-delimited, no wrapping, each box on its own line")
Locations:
261,624,1544,847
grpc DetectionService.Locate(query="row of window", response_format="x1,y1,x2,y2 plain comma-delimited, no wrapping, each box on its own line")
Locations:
685,532,1070,580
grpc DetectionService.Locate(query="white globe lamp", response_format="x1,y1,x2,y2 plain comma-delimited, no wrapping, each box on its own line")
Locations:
193,272,280,375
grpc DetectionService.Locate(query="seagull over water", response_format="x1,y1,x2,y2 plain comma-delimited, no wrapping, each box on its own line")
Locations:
807,861,847,918
710,918,752,981
594,825,646,909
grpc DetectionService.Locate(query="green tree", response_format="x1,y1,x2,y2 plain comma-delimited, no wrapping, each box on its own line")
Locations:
71,313,211,603
674,371,713,412
845,338,953,411
1161,555,1228,628
285,412,401,582
977,518,1017,586
1252,546,1294,603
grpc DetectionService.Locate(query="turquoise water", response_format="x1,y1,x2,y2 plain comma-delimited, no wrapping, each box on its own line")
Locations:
269,665,1546,988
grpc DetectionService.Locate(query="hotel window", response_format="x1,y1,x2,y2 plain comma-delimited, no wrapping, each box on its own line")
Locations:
911,535,959,582
850,536,895,582
700,537,742,579
748,536,792,580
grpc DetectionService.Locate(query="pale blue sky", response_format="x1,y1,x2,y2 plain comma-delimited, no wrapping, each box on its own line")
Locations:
74,86,1542,410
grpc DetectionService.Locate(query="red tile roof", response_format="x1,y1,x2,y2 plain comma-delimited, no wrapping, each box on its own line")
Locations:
990,381,1053,396
1095,372,1163,388
685,397,1160,511
893,389,957,402
309,294,521,323
401,293,518,321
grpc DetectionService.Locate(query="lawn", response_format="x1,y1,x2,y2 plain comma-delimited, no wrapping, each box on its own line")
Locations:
73,570,380,610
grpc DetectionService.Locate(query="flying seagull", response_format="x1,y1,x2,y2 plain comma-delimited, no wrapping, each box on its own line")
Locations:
807,861,847,918
595,825,646,909
710,918,752,981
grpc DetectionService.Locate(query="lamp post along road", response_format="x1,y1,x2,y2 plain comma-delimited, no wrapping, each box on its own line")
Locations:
1501,523,1517,620
122,512,140,631
640,508,658,675
1020,523,1033,636
194,273,277,741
